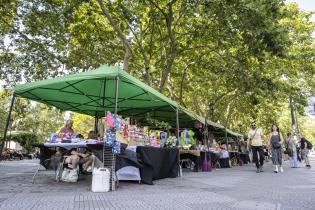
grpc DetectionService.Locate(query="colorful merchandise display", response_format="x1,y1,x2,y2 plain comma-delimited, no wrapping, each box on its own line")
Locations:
166,136,177,148
181,129,196,147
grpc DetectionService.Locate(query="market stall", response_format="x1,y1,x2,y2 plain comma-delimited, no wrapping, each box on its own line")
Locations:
3,64,245,190
4,65,207,189
177,110,244,171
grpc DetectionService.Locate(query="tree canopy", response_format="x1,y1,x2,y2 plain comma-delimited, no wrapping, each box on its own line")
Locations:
0,0,314,140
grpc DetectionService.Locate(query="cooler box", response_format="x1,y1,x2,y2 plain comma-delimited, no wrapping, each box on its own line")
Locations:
92,168,110,192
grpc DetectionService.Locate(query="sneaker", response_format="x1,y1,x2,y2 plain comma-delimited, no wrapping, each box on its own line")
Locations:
259,166,264,172
280,167,284,173
256,168,260,173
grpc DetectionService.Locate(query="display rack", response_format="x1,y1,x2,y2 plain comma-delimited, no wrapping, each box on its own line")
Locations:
103,145,116,191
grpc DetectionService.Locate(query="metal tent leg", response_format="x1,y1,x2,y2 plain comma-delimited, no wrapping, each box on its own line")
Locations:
2,94,15,151
176,108,180,145
114,76,119,115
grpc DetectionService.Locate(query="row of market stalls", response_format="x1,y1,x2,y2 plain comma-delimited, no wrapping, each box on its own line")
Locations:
10,65,241,138
2,65,244,189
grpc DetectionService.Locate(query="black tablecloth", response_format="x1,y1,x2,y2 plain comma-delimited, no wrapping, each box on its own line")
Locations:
33,144,178,185
219,158,230,168
33,143,141,172
86,144,142,170
239,153,250,164
136,146,179,185
33,143,58,169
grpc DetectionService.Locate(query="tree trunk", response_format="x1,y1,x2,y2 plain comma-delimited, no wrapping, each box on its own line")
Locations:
149,0,177,92
123,48,132,72
97,0,132,71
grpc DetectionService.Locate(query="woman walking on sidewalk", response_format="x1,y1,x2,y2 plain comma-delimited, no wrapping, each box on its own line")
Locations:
268,124,284,173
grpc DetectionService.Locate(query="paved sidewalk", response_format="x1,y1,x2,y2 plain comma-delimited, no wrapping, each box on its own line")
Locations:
0,156,314,210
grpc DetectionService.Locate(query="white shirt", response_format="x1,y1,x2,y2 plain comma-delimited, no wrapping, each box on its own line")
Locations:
248,128,263,146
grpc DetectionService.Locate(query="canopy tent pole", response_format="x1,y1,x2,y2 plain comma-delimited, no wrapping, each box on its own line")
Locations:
176,108,180,145
115,76,119,115
2,94,15,151
204,117,208,162
94,115,98,134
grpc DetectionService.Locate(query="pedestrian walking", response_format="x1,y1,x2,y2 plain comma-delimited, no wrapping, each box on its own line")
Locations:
247,121,264,173
300,135,312,168
287,132,298,168
268,124,284,173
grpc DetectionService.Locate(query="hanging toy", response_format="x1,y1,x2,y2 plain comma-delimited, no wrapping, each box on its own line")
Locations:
113,141,121,154
106,111,115,128
183,129,190,144
114,115,119,129
124,123,129,138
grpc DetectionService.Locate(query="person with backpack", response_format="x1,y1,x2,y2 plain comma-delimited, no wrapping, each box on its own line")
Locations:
300,135,312,168
268,124,284,173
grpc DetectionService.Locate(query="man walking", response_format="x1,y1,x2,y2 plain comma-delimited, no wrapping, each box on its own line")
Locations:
247,121,265,173
300,135,312,168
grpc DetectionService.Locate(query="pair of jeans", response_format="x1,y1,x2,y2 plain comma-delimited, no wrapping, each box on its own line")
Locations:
251,146,264,169
289,151,298,168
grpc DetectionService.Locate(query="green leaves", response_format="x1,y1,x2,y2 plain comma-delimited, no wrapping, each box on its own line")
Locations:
7,132,38,153
0,0,314,135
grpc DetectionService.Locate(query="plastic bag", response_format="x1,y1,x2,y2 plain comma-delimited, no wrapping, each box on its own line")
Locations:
61,169,70,181
113,141,121,154
50,133,58,143
61,168,78,182
105,130,116,146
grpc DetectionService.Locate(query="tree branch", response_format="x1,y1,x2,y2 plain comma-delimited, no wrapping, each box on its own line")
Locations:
148,0,167,17
97,0,132,71
0,16,70,66
159,1,178,92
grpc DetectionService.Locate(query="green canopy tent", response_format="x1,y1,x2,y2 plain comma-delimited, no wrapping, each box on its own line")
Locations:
13,65,179,120
2,65,241,147
179,106,242,138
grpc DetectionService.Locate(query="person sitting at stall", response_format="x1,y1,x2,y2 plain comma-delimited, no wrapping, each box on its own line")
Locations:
192,121,204,145
76,133,84,139
65,148,93,174
87,130,97,139
59,119,75,139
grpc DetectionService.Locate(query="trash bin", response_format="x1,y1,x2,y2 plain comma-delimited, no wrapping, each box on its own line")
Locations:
92,167,110,192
